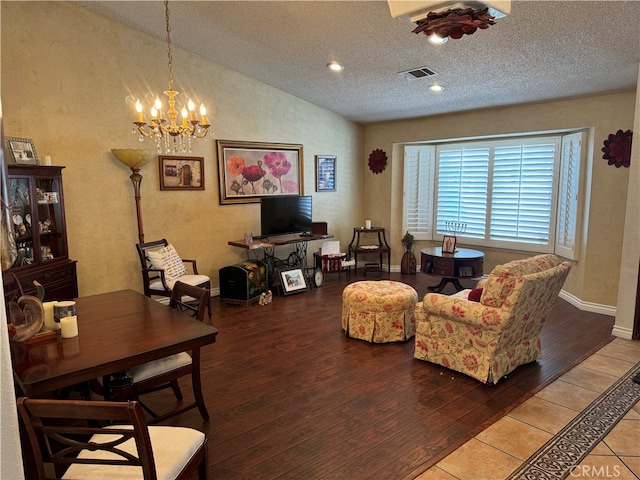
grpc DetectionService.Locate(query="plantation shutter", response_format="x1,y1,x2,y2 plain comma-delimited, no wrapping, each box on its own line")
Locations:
489,139,557,245
555,132,583,260
403,145,435,240
435,145,489,238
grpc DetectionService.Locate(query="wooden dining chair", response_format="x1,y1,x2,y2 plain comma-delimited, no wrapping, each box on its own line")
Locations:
121,281,211,423
136,239,212,318
17,397,208,480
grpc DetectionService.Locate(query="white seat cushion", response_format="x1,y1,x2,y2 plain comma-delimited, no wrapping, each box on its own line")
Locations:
145,244,188,282
63,425,205,480
128,352,192,383
149,274,210,291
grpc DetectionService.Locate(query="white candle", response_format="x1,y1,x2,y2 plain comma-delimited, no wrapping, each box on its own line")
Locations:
43,301,59,331
60,315,78,338
365,220,372,229
44,155,52,166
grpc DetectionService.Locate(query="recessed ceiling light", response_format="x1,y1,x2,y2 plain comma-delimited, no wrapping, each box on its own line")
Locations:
428,34,448,44
327,61,344,72
428,83,445,92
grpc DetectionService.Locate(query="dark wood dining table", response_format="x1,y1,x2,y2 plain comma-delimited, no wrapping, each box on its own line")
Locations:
10,289,218,397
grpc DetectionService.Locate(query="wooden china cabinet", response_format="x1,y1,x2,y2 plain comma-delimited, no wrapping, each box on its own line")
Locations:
3,164,78,301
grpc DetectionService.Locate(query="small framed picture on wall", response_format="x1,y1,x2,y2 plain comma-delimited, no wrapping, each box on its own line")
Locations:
315,155,336,192
159,155,204,191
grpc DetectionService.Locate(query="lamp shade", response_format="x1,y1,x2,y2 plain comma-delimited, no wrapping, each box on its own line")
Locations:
111,149,156,169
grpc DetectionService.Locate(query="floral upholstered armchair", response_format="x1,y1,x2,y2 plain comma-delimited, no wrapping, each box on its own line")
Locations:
413,254,572,384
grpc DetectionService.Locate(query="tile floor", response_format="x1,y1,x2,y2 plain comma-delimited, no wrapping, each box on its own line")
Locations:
416,337,640,480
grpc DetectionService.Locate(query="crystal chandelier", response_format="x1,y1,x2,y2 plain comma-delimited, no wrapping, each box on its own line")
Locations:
132,0,212,154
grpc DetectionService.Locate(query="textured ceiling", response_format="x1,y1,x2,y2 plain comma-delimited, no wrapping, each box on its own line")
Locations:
75,0,640,124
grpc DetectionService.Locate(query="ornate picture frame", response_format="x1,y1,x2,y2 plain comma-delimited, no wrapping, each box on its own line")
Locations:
158,156,204,191
6,137,39,165
315,155,336,192
217,140,303,205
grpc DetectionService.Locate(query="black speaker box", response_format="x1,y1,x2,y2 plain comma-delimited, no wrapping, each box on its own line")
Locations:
312,222,328,236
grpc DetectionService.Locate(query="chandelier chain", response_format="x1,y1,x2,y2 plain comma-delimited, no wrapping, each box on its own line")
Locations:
165,0,174,91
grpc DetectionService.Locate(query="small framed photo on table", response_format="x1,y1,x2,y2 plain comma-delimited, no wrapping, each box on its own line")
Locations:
442,235,456,254
279,267,308,295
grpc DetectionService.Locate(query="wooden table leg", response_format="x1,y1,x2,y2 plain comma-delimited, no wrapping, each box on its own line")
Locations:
427,277,465,293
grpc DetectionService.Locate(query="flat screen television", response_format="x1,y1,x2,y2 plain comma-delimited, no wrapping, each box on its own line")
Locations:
260,195,312,238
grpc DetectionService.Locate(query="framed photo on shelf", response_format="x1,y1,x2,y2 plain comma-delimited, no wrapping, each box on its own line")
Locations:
315,155,336,192
217,139,303,205
158,155,204,191
442,235,457,254
278,267,308,295
6,137,39,165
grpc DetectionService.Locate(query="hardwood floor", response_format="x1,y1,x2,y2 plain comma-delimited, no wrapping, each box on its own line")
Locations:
142,271,614,480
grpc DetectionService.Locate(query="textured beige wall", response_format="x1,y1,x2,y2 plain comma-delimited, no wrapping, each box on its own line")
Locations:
1,2,363,296
363,92,636,307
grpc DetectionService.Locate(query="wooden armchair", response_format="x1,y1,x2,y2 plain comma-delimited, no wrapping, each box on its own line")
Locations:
136,239,211,317
117,281,212,423
17,397,208,480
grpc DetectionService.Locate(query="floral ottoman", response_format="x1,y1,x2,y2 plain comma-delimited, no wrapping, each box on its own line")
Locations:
342,280,418,343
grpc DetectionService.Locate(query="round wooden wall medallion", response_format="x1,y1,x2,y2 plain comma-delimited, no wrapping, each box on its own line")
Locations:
368,149,387,174
602,129,632,168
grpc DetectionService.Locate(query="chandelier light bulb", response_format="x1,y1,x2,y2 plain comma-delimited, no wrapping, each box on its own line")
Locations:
200,104,209,126
135,100,144,122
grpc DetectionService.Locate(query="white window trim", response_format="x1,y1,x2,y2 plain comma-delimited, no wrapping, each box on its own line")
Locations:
402,130,586,259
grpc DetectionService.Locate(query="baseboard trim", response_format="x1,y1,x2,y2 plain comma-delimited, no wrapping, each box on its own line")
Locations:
558,289,616,317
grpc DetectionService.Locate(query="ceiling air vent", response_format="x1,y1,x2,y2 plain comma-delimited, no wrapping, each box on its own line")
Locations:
398,66,438,80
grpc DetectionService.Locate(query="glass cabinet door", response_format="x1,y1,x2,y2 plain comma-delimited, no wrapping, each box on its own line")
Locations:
9,176,35,267
8,168,68,268
35,176,65,263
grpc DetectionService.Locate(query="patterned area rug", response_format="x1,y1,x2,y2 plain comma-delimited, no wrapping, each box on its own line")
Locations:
507,361,640,480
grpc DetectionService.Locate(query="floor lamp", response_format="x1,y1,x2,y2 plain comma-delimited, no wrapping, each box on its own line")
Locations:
111,149,156,245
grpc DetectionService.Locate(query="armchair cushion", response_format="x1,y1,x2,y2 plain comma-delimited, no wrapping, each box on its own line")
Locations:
479,254,562,307
468,287,483,302
146,243,188,282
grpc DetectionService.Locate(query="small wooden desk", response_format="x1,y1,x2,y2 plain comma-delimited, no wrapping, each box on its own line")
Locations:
10,289,218,397
420,247,484,293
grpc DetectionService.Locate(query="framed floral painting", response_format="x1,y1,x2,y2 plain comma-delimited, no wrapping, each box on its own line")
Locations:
217,140,303,205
